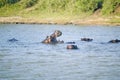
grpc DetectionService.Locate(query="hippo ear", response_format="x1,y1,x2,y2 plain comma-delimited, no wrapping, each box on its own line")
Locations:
54,30,62,37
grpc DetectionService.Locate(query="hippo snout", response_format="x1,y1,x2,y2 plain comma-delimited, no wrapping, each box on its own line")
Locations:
67,45,78,49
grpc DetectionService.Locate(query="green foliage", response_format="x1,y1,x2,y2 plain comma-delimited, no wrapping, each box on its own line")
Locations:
75,0,99,12
7,0,20,4
0,0,120,17
102,0,120,15
48,0,69,11
0,0,5,7
36,0,103,14
25,0,38,8
0,0,20,8
37,0,69,12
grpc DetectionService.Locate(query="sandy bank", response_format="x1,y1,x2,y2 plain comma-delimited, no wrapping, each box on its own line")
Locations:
0,16,120,26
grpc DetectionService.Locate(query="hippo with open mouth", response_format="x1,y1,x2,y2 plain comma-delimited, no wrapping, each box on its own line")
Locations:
42,30,79,49
42,30,64,44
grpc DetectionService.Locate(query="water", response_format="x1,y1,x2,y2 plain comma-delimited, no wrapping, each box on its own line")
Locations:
0,24,120,80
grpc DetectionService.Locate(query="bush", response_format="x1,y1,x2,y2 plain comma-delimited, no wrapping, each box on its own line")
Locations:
102,0,120,15
38,0,69,12
0,0,5,7
0,0,20,8
74,0,102,12
7,0,20,4
25,0,38,8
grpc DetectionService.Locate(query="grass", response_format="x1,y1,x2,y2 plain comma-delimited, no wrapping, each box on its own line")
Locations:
0,3,22,16
0,0,100,17
109,18,120,23
0,0,120,25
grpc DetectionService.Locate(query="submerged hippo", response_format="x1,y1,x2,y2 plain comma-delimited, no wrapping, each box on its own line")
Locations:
67,45,78,49
42,30,64,44
81,38,93,42
108,39,120,43
8,38,18,42
66,42,75,44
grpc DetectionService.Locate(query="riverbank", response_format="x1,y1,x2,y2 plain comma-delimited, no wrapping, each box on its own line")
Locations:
0,0,120,26
0,16,120,26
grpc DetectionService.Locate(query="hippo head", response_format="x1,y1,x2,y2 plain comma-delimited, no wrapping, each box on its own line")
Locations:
67,45,78,49
52,30,62,37
42,30,63,44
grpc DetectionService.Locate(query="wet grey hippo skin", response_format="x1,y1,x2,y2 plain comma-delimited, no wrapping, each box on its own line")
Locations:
81,38,93,42
108,39,120,43
42,30,64,44
8,38,18,42
66,42,75,44
67,45,78,49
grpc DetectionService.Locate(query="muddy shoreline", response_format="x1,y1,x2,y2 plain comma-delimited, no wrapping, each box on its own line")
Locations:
0,17,120,26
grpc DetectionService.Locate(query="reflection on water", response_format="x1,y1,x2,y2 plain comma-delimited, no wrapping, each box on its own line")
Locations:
0,24,120,80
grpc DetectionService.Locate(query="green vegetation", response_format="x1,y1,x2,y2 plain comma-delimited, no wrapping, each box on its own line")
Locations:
0,0,120,24
102,0,120,15
0,0,120,16
25,0,38,8
0,0,20,8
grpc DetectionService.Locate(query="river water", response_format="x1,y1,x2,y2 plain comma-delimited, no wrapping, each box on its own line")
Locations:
0,24,120,80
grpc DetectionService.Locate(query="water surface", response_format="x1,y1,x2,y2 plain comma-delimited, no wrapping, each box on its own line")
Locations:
0,24,120,80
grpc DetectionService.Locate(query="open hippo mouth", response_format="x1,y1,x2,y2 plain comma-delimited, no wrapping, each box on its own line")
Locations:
42,30,63,44
52,30,62,37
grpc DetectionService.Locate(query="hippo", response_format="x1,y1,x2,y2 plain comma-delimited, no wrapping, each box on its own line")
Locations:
66,42,75,44
8,38,18,42
42,30,79,49
81,38,93,42
42,30,64,44
108,39,120,43
67,45,78,49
